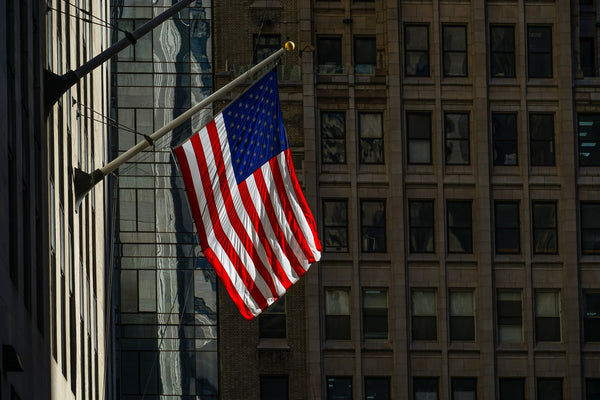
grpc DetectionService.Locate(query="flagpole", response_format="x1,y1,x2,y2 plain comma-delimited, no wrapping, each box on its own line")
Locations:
74,41,296,209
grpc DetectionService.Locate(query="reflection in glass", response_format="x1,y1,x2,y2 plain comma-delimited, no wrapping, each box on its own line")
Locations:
532,202,557,254
359,112,384,164
409,200,434,253
321,112,346,164
445,113,469,165
405,25,429,76
529,113,555,166
490,25,515,78
492,113,518,165
323,200,349,252
447,201,472,254
443,25,467,77
407,112,432,164
361,200,386,253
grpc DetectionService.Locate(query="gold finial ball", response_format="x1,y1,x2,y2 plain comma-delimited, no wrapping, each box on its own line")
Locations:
284,41,296,52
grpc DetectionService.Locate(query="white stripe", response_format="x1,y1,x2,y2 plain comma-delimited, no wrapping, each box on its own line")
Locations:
181,136,262,316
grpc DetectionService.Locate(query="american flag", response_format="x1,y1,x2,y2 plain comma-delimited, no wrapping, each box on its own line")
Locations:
173,71,321,320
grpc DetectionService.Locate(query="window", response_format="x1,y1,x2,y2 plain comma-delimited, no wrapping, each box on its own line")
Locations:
318,37,343,74
405,25,429,77
535,290,561,342
528,26,553,78
451,378,477,400
449,290,475,341
530,113,555,166
120,270,157,312
537,378,562,400
363,289,388,340
261,376,288,400
442,25,468,77
444,112,470,165
490,25,515,78
354,36,376,74
579,114,600,166
327,377,352,400
584,291,600,342
259,296,286,339
321,111,346,164
407,112,432,164
581,38,596,77
254,34,281,63
413,377,438,400
409,200,435,253
494,202,520,254
587,379,600,400
365,377,390,400
361,200,386,253
532,202,558,254
325,288,351,340
582,203,600,254
359,112,384,164
323,200,349,252
447,201,473,254
492,113,518,166
412,289,437,341
499,378,524,400
497,290,522,343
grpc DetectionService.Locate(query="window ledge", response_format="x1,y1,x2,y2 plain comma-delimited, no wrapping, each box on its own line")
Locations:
448,342,479,352
496,344,528,353
362,341,393,352
533,343,565,353
530,255,562,264
446,254,477,263
407,254,439,263
257,338,290,350
493,255,525,264
579,256,600,265
410,342,442,352
322,341,355,351
582,343,600,353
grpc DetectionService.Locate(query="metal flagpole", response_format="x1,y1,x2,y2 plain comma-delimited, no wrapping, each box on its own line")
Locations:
73,41,296,209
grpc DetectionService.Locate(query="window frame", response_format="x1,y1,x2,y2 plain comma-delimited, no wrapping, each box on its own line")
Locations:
446,200,473,254
534,289,561,342
449,290,475,342
444,112,470,165
532,201,558,255
409,200,435,254
529,113,556,166
411,289,438,341
442,24,468,77
354,36,377,75
581,202,600,255
492,112,518,166
358,111,384,165
490,25,516,78
584,291,600,342
360,199,387,253
253,34,281,63
497,289,523,344
325,287,351,341
327,376,353,400
362,288,389,340
527,25,553,79
451,377,477,400
405,24,430,77
321,111,347,164
406,111,432,165
494,201,521,254
259,296,286,339
537,378,563,400
499,378,525,400
322,199,349,253
578,114,600,166
260,375,289,400
317,36,343,74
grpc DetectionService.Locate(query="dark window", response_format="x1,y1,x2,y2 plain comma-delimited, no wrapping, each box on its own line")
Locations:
490,25,515,78
443,25,468,77
451,378,477,400
535,290,561,342
447,201,472,254
537,378,563,400
499,378,525,400
259,296,286,339
254,34,281,63
363,289,388,340
532,202,558,254
492,113,518,166
495,202,520,254
359,112,384,164
323,200,349,252
327,377,352,400
413,378,438,400
318,37,343,74
445,112,470,165
365,377,390,400
530,113,555,166
407,112,432,164
261,376,288,400
449,290,475,341
582,203,600,254
497,290,522,343
321,111,346,164
325,288,351,340
361,200,386,253
412,289,437,341
409,200,435,253
528,26,553,78
405,25,429,77
584,292,600,342
579,114,600,166
587,379,600,400
581,38,596,77
354,37,376,74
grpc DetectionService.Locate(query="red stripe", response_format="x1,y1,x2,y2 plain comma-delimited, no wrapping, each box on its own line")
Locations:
282,149,322,253
269,155,316,263
252,167,307,278
206,122,279,299
190,128,270,311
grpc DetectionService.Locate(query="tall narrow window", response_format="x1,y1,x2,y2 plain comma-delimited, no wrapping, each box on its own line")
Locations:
323,200,349,252
321,111,346,164
442,25,467,77
581,38,596,77
405,25,429,77
494,201,520,254
579,114,600,166
581,202,600,254
587,379,600,400
325,288,351,340
537,378,563,400
254,34,281,63
407,112,432,164
259,296,286,339
449,290,475,341
327,377,352,400
535,290,561,342
499,378,525,400
492,113,518,166
527,26,553,78
354,36,376,74
451,378,477,400
260,376,288,400
444,112,470,165
584,291,600,342
361,200,386,253
530,113,555,166
317,37,343,74
414,377,438,400
447,201,473,254
365,377,390,400
497,290,522,343
490,25,515,78
532,202,558,254
409,200,435,253
358,112,384,164
412,289,437,341
363,289,388,340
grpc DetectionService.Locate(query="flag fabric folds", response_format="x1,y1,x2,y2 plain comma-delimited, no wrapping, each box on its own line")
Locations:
173,71,321,320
